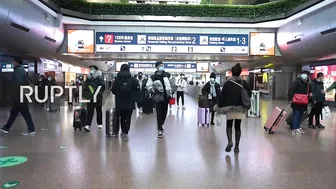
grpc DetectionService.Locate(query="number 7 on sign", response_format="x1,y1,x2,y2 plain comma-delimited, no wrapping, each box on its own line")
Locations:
104,34,113,43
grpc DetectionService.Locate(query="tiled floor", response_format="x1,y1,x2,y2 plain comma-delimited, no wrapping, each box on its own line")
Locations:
0,95,336,189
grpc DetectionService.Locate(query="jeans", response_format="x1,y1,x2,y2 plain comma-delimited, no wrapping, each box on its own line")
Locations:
118,110,133,134
86,102,103,126
292,108,305,130
155,101,169,130
176,91,184,106
4,103,35,132
309,102,323,125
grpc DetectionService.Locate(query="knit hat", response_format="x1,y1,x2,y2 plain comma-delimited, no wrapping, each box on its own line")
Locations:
120,64,130,72
210,72,216,79
155,61,163,68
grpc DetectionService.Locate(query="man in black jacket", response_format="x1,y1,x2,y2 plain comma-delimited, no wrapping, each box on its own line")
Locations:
112,64,139,141
0,57,35,135
83,65,105,132
309,72,325,129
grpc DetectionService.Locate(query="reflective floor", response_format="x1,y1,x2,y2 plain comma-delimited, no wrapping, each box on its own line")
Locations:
1,96,336,189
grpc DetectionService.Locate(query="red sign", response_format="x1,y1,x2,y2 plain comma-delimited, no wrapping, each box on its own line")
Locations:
104,34,114,44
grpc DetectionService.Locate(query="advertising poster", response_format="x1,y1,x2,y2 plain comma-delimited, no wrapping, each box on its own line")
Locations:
67,30,94,54
196,63,209,72
314,65,336,101
249,33,275,56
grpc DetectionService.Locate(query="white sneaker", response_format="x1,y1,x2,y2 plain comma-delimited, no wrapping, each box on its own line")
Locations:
84,125,91,132
298,128,305,134
98,125,103,129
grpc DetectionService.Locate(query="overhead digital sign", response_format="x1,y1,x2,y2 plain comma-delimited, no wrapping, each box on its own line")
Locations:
67,30,94,54
249,32,275,56
128,62,196,69
96,32,249,54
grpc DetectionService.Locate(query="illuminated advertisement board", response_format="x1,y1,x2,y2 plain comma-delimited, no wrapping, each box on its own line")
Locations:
196,63,209,72
67,30,94,54
249,32,275,56
96,32,249,54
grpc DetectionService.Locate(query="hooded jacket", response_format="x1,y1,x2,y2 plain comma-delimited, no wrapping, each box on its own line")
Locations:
112,64,140,110
11,65,30,104
83,70,105,105
214,76,252,114
146,71,172,102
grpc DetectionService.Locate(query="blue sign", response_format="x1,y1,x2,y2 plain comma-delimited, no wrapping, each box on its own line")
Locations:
96,32,248,46
128,62,196,69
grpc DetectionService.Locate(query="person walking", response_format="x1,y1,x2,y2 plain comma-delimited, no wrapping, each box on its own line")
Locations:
308,72,325,129
202,72,221,125
0,57,36,135
146,61,172,138
83,65,105,132
136,72,145,113
112,64,139,141
214,63,252,153
176,74,187,109
288,70,312,135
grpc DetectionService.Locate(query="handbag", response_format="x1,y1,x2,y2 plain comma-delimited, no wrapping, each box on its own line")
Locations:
169,97,176,105
292,84,309,105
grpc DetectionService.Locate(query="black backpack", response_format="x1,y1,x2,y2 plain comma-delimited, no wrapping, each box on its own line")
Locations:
119,78,132,100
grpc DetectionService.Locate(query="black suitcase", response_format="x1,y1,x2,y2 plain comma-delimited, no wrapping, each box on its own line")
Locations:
143,98,154,114
73,108,86,131
106,108,119,137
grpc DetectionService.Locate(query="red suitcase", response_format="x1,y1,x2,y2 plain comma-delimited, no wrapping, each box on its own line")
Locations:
264,105,290,134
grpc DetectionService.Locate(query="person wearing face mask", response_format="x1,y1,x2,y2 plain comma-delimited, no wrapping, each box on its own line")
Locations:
308,72,325,129
83,65,105,132
288,70,312,135
176,74,187,109
146,61,172,138
136,72,145,113
202,72,221,125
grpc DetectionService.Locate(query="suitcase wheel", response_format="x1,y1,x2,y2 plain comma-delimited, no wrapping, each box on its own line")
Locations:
264,127,268,132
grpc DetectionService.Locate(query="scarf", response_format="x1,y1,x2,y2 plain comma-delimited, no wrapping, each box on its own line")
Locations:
210,82,217,97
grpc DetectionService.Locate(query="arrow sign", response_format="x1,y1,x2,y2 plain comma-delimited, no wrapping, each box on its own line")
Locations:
1,181,19,188
99,36,104,42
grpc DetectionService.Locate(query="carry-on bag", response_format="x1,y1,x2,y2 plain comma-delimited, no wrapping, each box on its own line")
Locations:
143,98,154,114
46,96,60,112
73,108,87,131
197,108,210,126
169,97,176,105
106,108,119,137
264,104,290,134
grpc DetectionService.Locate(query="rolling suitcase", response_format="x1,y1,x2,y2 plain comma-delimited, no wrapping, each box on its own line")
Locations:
106,108,119,137
73,108,86,131
264,105,290,134
143,98,154,114
197,108,210,126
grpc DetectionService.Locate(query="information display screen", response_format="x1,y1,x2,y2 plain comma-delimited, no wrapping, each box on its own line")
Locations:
67,30,94,54
249,32,275,56
96,32,249,54
314,65,336,101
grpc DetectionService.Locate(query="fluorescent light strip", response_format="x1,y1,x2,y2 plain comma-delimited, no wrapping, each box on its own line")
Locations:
62,0,335,28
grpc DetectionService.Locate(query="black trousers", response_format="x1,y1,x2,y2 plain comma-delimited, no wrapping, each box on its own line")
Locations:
86,102,103,126
309,102,323,125
118,110,133,134
176,91,185,106
4,103,35,132
155,101,169,130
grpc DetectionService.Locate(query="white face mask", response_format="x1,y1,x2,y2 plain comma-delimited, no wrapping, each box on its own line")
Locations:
210,78,215,82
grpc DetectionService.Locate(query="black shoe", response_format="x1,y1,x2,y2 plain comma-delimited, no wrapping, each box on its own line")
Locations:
234,146,239,153
211,122,215,126
316,124,325,129
0,127,9,134
225,144,233,152
158,130,163,138
308,124,316,129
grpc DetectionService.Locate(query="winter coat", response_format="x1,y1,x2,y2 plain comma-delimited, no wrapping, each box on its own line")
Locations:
11,65,30,104
288,77,310,110
214,76,252,115
83,70,105,106
176,78,187,92
310,79,325,103
146,71,172,102
112,70,139,111
201,81,221,111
